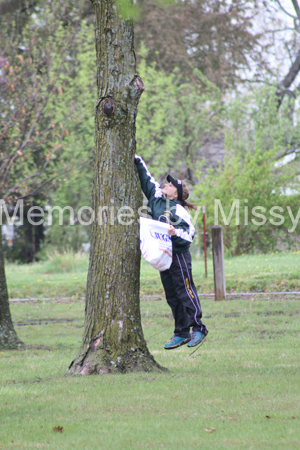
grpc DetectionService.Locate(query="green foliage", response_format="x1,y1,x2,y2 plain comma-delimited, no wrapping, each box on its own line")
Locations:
41,22,95,250
38,247,89,274
116,0,141,20
155,0,176,5
226,84,300,157
194,134,300,255
136,47,223,183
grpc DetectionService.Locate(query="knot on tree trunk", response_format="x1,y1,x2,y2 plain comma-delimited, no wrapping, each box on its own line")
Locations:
102,98,115,116
130,75,145,95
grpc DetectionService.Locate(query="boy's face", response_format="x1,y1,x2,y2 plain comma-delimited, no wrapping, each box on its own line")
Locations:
161,182,178,200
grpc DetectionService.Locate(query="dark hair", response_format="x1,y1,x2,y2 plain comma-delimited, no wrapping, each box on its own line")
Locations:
181,181,198,210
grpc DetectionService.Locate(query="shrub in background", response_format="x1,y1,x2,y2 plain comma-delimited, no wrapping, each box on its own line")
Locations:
37,247,89,274
193,137,300,255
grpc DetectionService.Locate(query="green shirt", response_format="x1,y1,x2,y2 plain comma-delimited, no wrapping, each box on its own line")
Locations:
135,155,195,254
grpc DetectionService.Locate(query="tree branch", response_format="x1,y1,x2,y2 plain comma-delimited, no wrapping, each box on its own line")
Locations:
16,157,92,199
277,48,300,108
274,0,297,19
291,0,300,21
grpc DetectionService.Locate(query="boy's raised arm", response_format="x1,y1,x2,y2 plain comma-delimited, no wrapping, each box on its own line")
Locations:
134,155,162,200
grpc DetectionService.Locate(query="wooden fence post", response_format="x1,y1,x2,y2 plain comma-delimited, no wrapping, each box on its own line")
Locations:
203,205,207,278
211,225,226,301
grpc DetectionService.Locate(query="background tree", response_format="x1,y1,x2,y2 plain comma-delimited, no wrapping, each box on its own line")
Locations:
134,0,264,90
0,0,95,348
68,0,164,375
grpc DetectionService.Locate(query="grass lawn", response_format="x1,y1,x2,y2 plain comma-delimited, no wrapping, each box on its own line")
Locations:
6,250,300,299
1,295,300,449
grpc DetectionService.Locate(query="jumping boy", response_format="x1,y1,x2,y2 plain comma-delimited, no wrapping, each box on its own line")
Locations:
135,155,208,349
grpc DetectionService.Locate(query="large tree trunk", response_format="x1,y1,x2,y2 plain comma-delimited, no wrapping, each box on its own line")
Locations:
0,226,24,349
68,0,165,374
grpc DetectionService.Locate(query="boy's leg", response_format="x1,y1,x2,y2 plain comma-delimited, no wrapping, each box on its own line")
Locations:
160,267,190,338
172,252,208,335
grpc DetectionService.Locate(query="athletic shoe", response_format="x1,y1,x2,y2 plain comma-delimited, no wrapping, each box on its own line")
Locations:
187,329,208,348
164,335,191,350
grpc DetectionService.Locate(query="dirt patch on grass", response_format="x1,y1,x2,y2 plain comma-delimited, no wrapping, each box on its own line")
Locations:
14,318,83,326
26,344,52,351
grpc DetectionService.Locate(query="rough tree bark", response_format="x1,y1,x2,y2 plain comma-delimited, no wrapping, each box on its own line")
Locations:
0,226,24,349
68,0,165,375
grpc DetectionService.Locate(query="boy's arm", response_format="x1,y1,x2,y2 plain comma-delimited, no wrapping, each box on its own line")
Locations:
134,155,162,200
172,204,195,243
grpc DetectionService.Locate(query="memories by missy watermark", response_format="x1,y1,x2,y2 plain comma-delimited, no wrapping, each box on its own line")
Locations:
0,199,201,227
215,199,300,233
1,199,300,232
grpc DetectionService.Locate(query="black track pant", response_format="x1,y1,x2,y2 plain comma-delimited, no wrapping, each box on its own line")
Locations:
160,251,207,338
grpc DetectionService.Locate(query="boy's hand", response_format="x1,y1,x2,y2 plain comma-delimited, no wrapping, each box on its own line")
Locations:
168,225,176,236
